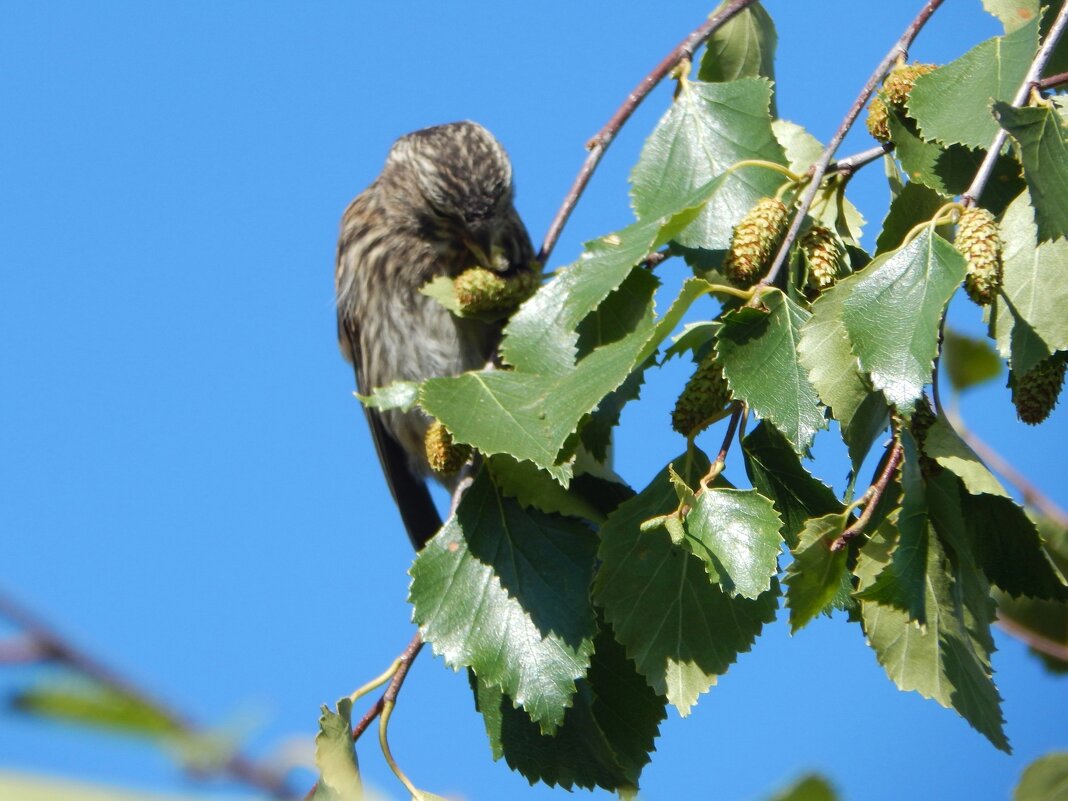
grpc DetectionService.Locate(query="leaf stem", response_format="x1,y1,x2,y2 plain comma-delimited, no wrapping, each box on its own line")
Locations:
760,0,947,288
375,635,426,798
963,2,1068,206
831,441,905,551
701,403,744,489
536,0,763,266
1037,69,1068,90
0,589,296,799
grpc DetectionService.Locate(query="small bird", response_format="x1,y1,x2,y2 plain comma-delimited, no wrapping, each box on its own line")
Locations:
336,121,534,550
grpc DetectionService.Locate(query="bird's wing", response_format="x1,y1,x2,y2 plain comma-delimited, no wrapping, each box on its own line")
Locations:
340,318,443,551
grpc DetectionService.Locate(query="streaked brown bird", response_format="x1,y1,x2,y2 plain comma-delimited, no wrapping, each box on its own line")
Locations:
336,121,534,550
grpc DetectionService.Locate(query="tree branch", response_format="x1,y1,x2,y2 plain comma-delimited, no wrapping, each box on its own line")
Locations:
831,441,905,551
1037,69,1068,90
762,0,947,287
537,0,762,266
0,590,296,800
997,613,1068,664
963,2,1068,205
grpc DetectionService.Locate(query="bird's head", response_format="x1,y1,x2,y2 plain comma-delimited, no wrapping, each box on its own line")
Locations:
386,121,518,271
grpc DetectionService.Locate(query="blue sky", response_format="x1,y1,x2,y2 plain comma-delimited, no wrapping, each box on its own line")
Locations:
2,2,1065,800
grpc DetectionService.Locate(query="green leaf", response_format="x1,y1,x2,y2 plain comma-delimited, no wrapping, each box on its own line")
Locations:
311,698,362,801
771,119,865,244
409,472,598,733
797,268,891,468
683,488,783,599
357,380,419,412
472,624,665,792
923,415,1008,497
716,290,826,454
767,773,840,801
841,228,967,410
854,434,930,623
874,180,947,256
989,189,1068,375
856,512,1009,752
741,422,844,548
942,328,1003,392
1015,752,1068,801
994,100,1068,242
699,3,777,91
10,679,182,739
784,513,851,632
418,274,463,315
486,454,608,523
0,772,263,801
982,0,1040,32
997,587,1068,673
594,454,778,715
630,77,787,250
908,17,1040,149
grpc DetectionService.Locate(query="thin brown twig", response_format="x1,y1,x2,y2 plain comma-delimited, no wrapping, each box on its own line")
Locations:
831,441,905,551
0,636,49,665
715,403,744,467
827,143,894,178
762,0,947,288
0,590,296,800
537,0,762,266
1037,69,1068,90
964,2,1068,205
996,614,1068,664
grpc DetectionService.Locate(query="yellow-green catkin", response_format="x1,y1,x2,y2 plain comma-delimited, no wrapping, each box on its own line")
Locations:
801,225,846,292
866,96,891,142
454,267,537,316
955,207,1003,306
723,197,790,286
881,63,937,108
1011,356,1067,425
671,357,732,436
424,420,472,475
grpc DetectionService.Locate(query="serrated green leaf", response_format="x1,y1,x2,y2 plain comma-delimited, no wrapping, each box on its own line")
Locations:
630,77,787,250
874,180,947,256
311,698,361,801
741,422,844,548
10,679,182,739
683,488,783,599
989,189,1068,375
699,3,777,91
924,415,1008,497
486,454,607,523
943,329,1003,392
982,0,1040,32
856,512,1009,752
594,454,778,715
664,321,718,362
797,269,891,470
409,472,597,733
768,773,840,801
842,228,967,410
854,434,930,623
772,119,866,244
1015,751,1068,801
716,289,825,454
784,513,851,632
994,100,1068,242
472,623,665,792
909,17,1039,149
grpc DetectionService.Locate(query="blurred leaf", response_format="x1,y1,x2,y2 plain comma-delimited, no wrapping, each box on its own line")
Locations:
683,488,783,599
874,180,946,255
908,17,1039,149
699,2,777,88
473,624,665,792
994,99,1068,242
311,698,361,801
942,328,1003,392
409,472,598,734
357,380,419,412
797,268,891,471
10,679,181,739
997,589,1068,673
0,772,262,801
742,422,844,548
989,189,1068,376
981,0,1040,32
783,513,851,632
594,453,778,715
1015,751,1068,801
841,228,967,410
716,290,825,454
767,773,840,801
630,77,787,250
855,504,1009,752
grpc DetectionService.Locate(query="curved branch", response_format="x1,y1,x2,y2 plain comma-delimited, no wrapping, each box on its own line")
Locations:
537,0,762,266
831,441,905,552
761,0,947,287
